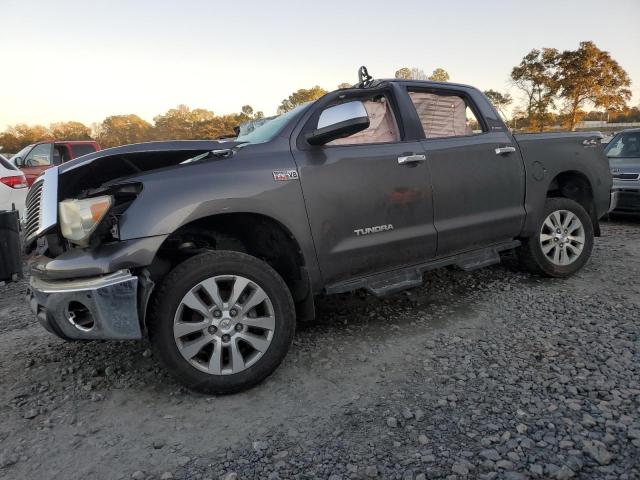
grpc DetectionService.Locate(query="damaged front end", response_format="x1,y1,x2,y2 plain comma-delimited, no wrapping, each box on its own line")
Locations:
25,140,239,340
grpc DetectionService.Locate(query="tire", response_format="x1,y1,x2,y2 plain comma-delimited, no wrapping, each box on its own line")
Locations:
148,250,296,394
518,197,594,278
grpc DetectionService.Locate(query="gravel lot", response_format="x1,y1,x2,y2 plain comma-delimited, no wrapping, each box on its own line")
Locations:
1,219,639,480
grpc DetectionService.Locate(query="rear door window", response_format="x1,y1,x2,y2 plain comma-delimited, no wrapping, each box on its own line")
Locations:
70,144,97,158
408,90,485,139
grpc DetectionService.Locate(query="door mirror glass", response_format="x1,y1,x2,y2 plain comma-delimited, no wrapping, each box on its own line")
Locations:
13,157,23,167
306,100,370,146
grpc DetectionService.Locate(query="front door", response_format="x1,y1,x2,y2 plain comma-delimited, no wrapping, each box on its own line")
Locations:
292,90,436,284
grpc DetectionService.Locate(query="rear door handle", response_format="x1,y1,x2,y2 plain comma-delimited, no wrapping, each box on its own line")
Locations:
495,146,516,155
398,154,426,164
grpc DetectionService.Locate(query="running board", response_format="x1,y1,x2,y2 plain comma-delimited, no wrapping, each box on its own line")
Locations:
325,240,520,297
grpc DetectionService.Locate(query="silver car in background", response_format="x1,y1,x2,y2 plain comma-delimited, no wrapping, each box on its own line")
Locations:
606,129,640,213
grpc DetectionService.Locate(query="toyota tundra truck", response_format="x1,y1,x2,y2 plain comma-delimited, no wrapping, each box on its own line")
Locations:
24,72,613,394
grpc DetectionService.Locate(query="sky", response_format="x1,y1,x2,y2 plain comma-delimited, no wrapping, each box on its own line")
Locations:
1,0,639,130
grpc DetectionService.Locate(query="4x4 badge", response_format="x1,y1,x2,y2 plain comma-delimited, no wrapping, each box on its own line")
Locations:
273,170,299,181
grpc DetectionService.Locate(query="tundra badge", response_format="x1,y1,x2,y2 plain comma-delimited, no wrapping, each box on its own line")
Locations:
354,224,394,236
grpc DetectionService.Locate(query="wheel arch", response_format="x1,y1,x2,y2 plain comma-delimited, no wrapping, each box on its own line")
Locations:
545,170,600,236
146,211,315,321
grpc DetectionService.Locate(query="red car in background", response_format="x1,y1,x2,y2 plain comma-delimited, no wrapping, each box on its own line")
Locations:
11,141,100,186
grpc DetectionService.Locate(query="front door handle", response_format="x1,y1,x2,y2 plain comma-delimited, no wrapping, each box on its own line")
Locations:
398,154,426,164
495,146,516,155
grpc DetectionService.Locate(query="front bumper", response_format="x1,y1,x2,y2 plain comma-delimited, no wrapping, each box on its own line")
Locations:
610,188,640,213
27,270,142,340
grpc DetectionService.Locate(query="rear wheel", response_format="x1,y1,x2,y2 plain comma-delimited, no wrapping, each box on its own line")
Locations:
518,197,594,277
148,251,295,394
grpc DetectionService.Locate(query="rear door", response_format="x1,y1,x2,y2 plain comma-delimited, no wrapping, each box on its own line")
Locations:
291,86,437,284
405,85,526,256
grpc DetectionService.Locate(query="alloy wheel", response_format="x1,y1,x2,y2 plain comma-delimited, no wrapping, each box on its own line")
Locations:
173,275,275,375
539,209,585,266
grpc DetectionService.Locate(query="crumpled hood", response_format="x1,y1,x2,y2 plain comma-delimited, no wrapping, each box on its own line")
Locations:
59,140,245,174
56,139,248,200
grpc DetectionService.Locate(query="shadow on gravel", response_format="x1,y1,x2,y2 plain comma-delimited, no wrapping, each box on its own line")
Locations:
605,212,640,225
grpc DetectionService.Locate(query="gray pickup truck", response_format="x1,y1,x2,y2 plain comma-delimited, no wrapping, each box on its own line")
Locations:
25,74,612,393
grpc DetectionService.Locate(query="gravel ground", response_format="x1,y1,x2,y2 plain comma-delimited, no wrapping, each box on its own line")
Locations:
0,219,639,480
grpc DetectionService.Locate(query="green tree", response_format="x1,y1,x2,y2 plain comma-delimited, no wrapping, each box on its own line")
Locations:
511,48,559,131
555,41,631,130
97,114,153,147
277,86,327,114
428,68,450,82
484,90,513,121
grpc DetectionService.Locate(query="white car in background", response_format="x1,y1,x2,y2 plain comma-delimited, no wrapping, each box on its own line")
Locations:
0,154,28,217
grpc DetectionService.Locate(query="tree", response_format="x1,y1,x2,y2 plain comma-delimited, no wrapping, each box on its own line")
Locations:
511,48,559,131
277,86,327,114
395,67,412,80
0,132,22,152
337,82,352,89
510,107,527,131
96,114,153,147
154,105,208,140
49,121,92,140
428,68,450,82
394,67,428,81
240,105,264,121
555,41,631,130
484,90,513,121
3,124,52,150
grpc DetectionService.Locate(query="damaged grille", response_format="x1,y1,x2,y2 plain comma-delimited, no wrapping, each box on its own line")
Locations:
24,179,44,241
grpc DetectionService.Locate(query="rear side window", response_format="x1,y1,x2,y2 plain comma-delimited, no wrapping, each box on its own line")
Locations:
71,144,97,158
0,156,17,171
408,91,484,139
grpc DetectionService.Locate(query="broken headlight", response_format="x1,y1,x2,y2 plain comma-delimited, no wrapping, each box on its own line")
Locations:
59,195,113,247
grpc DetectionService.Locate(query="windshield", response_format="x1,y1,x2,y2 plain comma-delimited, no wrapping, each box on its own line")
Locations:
605,131,640,158
11,145,32,162
236,103,311,145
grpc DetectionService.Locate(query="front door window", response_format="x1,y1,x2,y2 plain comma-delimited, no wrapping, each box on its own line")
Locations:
24,144,52,167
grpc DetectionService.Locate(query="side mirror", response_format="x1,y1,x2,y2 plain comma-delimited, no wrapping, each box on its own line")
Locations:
13,157,23,167
306,101,370,146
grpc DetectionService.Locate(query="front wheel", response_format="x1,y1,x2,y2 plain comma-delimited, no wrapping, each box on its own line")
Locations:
518,197,594,277
148,251,296,394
